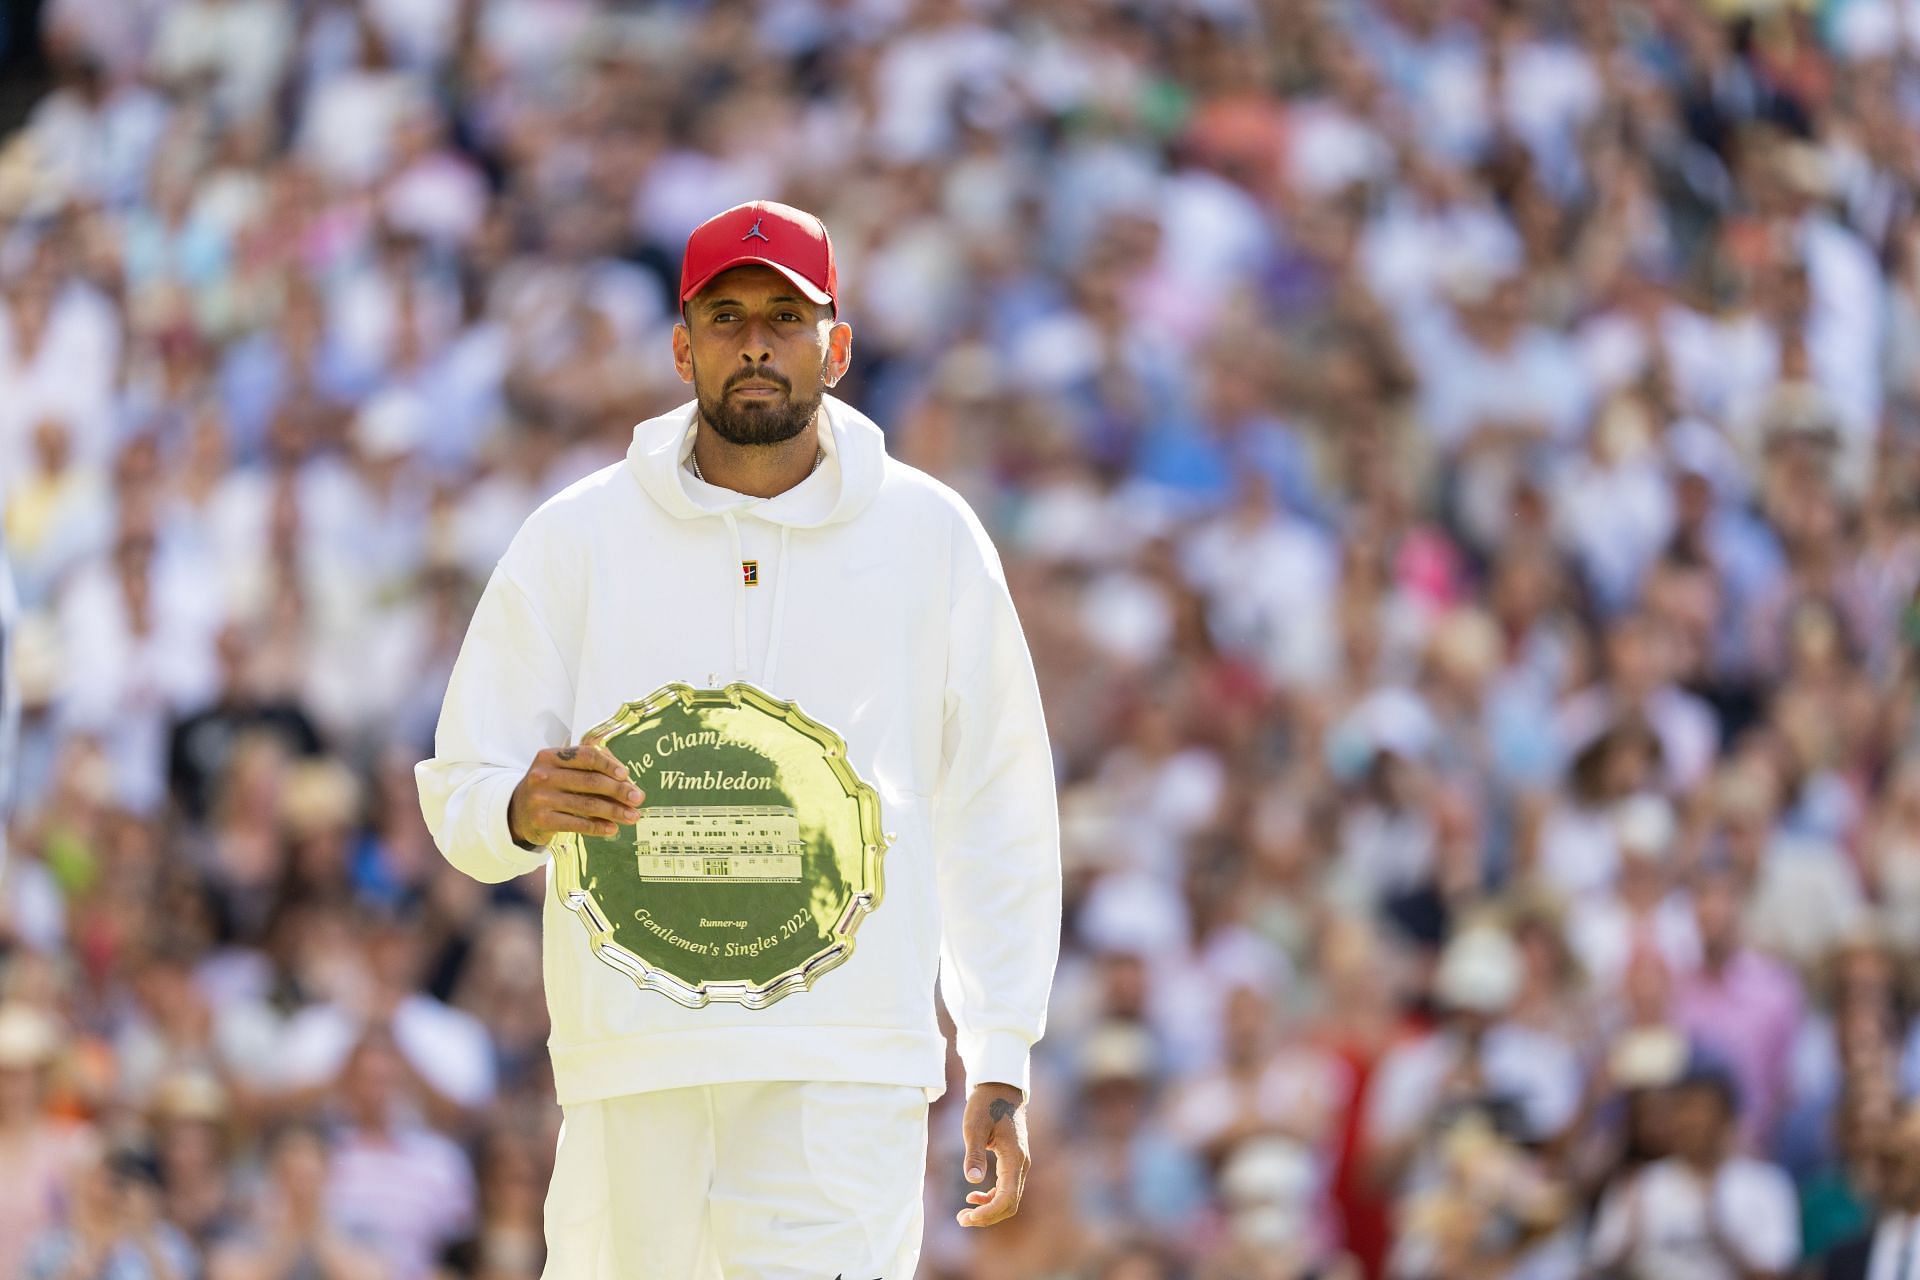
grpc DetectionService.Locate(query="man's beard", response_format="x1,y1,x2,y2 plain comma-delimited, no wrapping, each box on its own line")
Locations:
695,358,828,447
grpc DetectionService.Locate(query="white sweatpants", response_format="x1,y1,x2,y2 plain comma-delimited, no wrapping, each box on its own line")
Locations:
541,1081,930,1280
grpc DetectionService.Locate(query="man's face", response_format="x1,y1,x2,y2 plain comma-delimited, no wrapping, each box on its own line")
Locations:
1666,1082,1731,1162
1693,870,1743,954
673,265,851,447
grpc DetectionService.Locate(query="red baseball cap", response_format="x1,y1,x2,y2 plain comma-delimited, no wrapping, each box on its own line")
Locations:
678,200,837,311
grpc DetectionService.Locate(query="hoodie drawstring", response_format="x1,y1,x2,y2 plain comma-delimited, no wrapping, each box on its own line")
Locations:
764,525,792,687
721,508,749,680
719,511,794,688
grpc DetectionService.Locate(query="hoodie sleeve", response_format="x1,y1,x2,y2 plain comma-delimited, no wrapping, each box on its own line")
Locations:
933,523,1062,1098
415,564,576,884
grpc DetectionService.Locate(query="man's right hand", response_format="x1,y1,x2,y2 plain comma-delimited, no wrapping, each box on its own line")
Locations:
507,744,645,847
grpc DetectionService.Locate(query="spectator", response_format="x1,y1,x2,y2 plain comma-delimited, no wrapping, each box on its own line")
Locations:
24,1145,201,1280
1822,1094,1920,1279
207,1119,382,1280
1067,1020,1210,1247
0,1001,96,1280
1202,1135,1361,1280
431,1125,545,1280
1365,923,1583,1201
321,1031,475,1280
1588,1062,1799,1280
1673,864,1806,1151
1564,794,1701,994
149,1070,243,1252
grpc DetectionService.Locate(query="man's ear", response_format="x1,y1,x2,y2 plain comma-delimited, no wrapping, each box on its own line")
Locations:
671,322,694,384
825,320,853,389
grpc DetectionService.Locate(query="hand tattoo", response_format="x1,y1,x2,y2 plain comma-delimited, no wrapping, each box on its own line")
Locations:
989,1098,1017,1126
557,747,578,761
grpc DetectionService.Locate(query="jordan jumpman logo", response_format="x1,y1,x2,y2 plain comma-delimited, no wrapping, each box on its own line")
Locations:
742,217,771,242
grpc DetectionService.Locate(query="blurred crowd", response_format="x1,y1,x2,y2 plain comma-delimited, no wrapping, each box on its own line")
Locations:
7,0,1920,1277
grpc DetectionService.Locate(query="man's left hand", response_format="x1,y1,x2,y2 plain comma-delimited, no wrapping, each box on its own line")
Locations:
957,1082,1029,1228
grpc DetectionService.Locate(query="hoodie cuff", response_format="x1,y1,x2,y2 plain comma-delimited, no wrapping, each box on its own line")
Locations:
489,771,549,874
960,1030,1033,1099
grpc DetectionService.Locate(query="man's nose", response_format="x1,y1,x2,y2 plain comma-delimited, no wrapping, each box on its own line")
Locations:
737,317,775,362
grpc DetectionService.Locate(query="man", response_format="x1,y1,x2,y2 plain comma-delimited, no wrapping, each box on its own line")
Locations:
1672,861,1804,1152
1824,1097,1920,1280
1364,922,1583,1197
323,1031,477,1280
1588,1061,1799,1280
416,200,1061,1279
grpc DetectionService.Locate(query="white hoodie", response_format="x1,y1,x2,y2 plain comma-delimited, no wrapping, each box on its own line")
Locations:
416,395,1061,1106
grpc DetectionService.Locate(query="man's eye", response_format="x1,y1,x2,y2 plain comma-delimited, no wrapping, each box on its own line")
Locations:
777,313,801,322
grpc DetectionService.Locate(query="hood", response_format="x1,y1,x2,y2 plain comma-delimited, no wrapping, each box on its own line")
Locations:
627,392,888,527
623,392,890,689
